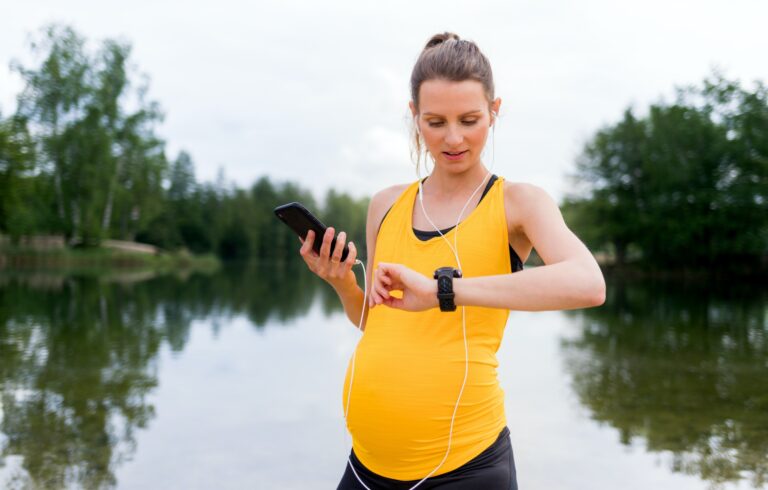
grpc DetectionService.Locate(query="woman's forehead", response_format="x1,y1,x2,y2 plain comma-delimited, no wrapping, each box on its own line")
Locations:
418,79,487,115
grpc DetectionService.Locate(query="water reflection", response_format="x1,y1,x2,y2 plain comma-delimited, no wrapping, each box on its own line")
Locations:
0,260,329,488
561,274,768,489
1,264,766,488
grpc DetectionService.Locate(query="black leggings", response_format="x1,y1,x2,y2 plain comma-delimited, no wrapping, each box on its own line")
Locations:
337,427,518,489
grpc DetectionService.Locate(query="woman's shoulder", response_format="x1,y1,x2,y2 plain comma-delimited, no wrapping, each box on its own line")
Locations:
365,182,413,236
502,179,547,199
369,182,413,215
502,179,556,232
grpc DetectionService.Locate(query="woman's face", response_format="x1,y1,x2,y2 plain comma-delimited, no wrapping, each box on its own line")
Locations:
410,79,501,174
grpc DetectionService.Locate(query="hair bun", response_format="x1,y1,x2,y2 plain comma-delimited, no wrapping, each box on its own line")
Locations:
424,32,460,50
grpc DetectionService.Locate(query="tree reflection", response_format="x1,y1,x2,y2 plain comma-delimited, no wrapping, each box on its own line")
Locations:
561,274,768,488
0,259,324,488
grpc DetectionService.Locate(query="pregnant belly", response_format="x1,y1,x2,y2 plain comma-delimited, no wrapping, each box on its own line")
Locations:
342,329,505,476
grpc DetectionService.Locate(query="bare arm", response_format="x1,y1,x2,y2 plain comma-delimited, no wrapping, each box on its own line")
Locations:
454,183,605,310
299,225,368,330
369,183,606,312
328,272,368,328
307,185,404,330
299,225,363,327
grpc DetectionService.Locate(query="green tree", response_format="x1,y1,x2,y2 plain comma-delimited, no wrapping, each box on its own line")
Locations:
13,24,167,246
12,24,90,240
567,71,768,269
4,23,373,265
0,113,37,241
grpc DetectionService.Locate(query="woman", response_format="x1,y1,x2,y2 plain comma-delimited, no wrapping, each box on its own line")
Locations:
299,32,606,490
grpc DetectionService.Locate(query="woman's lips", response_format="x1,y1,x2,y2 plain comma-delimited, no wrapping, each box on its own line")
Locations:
442,150,467,161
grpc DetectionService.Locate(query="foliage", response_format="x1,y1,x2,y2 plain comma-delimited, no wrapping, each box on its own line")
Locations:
1,24,369,263
565,71,768,268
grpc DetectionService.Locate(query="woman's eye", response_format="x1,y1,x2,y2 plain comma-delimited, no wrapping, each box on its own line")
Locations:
426,120,478,127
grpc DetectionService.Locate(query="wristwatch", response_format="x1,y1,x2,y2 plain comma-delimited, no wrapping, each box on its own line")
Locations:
433,267,462,312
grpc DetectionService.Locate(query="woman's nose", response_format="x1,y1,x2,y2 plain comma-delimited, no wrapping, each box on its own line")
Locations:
445,125,463,146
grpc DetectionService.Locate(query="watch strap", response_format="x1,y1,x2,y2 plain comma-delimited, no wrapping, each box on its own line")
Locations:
434,267,461,312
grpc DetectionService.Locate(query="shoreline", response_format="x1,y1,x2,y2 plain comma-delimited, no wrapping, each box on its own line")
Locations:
598,261,768,282
0,246,220,273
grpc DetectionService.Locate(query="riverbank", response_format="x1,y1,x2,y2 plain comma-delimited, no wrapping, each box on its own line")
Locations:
0,245,220,273
599,260,768,282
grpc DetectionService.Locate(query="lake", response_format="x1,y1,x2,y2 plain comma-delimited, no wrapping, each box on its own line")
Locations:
0,261,766,489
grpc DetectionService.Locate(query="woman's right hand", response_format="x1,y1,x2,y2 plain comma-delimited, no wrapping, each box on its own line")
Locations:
298,227,358,289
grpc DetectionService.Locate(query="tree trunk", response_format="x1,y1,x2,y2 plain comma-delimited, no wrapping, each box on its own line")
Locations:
69,200,80,246
101,184,114,233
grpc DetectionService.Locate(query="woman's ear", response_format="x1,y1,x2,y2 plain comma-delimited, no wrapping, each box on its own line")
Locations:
491,98,502,125
409,101,421,134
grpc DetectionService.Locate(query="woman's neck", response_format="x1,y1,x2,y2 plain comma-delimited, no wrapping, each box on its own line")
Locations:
422,163,491,200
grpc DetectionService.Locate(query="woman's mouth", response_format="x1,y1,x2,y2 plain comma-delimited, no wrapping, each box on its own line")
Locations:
442,150,467,161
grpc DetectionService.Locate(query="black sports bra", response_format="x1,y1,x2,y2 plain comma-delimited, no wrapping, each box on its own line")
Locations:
378,174,524,273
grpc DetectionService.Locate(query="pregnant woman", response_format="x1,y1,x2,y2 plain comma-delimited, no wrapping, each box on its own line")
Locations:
298,32,606,489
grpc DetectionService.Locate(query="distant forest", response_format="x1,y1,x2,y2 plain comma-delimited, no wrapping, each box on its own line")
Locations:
1,24,766,269
0,24,368,262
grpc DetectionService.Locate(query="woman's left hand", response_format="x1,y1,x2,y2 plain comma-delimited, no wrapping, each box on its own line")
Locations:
369,262,438,312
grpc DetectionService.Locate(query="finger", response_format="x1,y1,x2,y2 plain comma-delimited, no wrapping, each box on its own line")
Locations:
370,268,384,306
331,231,346,266
378,262,399,279
344,241,357,264
300,230,315,256
386,296,404,309
387,274,404,291
382,264,407,289
373,280,390,303
377,265,399,288
369,286,381,307
378,273,395,292
319,227,334,259
341,241,357,276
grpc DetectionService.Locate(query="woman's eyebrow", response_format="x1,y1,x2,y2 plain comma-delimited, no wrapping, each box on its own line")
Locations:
422,110,483,117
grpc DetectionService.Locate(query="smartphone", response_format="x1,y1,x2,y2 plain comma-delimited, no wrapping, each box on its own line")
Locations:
273,202,350,262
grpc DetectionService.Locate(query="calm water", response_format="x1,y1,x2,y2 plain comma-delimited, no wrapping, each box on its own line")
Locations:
0,262,766,489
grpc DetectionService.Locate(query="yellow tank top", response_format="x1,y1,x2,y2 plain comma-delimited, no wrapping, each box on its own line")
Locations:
342,175,513,480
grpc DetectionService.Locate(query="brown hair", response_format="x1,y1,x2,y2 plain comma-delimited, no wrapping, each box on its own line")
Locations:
409,32,496,175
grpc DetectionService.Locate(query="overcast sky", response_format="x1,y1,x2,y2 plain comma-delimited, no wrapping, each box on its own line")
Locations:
1,0,766,204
